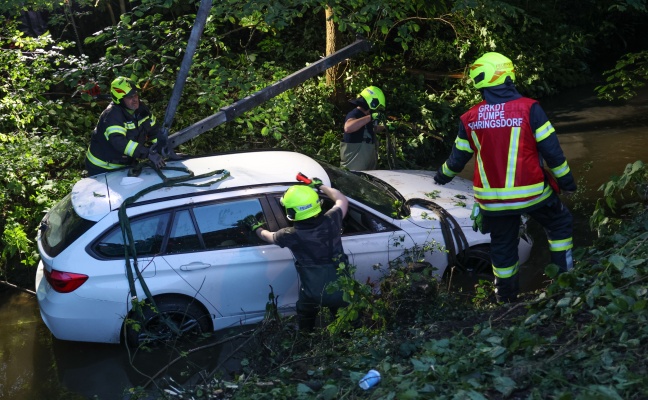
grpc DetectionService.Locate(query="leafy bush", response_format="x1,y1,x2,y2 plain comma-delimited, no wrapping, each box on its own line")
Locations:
0,19,89,282
171,185,647,400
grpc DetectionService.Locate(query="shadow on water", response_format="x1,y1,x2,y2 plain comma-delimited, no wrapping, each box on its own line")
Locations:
0,84,646,399
0,284,251,399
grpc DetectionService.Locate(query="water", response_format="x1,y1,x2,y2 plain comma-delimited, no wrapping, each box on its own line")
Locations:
1,85,647,400
0,283,248,399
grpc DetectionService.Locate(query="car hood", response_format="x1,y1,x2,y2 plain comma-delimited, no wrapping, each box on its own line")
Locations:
362,169,475,226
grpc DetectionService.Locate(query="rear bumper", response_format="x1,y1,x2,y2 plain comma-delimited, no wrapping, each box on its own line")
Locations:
35,262,125,344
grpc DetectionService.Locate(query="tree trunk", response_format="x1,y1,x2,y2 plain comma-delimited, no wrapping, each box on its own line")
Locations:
325,5,347,107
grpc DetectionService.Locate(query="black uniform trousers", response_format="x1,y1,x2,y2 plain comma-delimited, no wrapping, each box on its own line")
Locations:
294,260,348,330
484,195,574,302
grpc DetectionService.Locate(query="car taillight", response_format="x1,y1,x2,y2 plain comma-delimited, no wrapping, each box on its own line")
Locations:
44,269,89,293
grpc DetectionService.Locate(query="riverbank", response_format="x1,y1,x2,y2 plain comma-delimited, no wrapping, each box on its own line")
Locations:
166,189,648,399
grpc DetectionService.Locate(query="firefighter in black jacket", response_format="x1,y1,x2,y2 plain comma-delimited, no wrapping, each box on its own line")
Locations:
246,179,349,330
85,76,165,176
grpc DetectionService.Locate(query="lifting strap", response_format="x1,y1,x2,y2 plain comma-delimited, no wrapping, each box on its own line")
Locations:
119,161,230,327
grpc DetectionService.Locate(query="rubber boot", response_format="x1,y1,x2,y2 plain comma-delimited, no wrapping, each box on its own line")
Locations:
494,275,520,303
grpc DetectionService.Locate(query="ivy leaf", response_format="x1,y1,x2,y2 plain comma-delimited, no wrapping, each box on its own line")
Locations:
297,383,313,394
632,299,646,311
608,254,626,271
558,273,576,288
489,346,506,359
320,384,338,400
398,389,419,399
585,384,623,399
545,263,560,278
494,376,516,397
410,358,428,371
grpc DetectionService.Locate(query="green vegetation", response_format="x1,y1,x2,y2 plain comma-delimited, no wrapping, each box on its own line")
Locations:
126,163,647,399
0,1,647,397
2,0,647,282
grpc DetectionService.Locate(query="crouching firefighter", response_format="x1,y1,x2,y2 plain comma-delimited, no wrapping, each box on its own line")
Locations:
85,76,165,176
434,52,577,303
245,178,349,330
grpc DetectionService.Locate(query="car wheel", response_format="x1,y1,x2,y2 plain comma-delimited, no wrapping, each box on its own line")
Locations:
125,296,212,347
445,244,493,290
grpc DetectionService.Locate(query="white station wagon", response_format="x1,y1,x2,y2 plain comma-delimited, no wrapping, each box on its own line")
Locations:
35,150,533,345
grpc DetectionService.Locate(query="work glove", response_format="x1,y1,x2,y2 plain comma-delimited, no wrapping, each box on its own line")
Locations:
243,214,265,232
371,112,386,125
433,168,452,185
147,149,165,169
470,203,484,233
308,177,323,190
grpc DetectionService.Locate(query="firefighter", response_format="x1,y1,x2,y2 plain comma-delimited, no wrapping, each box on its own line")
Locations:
340,86,387,170
246,180,349,330
434,52,577,303
84,76,165,176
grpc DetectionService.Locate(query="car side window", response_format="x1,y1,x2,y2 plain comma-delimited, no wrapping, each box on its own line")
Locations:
193,198,266,249
95,213,169,258
166,210,202,254
277,195,395,235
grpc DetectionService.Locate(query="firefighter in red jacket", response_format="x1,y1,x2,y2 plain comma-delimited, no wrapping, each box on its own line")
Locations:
85,76,165,176
434,52,577,303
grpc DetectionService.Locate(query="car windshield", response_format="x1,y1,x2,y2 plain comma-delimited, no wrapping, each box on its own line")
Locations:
318,162,408,218
40,193,96,258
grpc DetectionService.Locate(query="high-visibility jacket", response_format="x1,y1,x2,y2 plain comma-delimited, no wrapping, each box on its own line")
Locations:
440,93,576,215
85,102,160,171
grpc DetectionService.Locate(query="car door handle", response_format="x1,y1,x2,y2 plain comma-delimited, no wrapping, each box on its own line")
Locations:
179,262,211,271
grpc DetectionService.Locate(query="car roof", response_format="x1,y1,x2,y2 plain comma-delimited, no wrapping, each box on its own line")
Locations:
72,151,330,222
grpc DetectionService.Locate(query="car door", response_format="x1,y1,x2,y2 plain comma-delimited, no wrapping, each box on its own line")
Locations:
86,212,170,303
337,203,403,286
159,196,298,331
268,194,401,288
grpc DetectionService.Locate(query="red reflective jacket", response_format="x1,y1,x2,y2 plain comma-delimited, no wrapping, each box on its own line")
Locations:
459,97,551,211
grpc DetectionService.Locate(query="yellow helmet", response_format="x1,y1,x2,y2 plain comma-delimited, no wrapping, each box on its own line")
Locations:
111,76,140,104
280,185,322,221
351,86,385,110
469,52,515,89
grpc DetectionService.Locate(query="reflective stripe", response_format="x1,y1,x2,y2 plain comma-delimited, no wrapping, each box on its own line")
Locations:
455,137,473,153
442,162,458,177
549,237,573,252
124,140,138,157
471,130,490,188
551,160,571,178
493,261,519,278
474,181,544,200
104,125,127,140
478,185,553,212
534,121,554,142
565,248,573,271
505,127,520,187
86,148,125,170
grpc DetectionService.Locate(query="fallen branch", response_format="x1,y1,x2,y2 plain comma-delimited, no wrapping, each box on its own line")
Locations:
1,280,36,295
